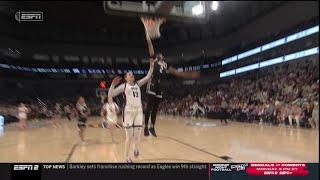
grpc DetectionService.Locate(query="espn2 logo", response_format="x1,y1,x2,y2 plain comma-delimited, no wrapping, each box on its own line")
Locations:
15,11,43,22
13,165,39,171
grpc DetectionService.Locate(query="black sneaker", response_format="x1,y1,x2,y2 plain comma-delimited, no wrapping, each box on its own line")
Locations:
144,127,150,136
149,127,157,137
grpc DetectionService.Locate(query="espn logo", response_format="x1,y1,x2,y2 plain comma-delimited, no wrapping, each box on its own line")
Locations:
15,11,43,22
13,165,39,171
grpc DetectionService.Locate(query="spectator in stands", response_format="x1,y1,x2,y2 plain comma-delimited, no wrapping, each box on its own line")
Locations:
291,102,303,128
310,101,319,130
302,102,313,128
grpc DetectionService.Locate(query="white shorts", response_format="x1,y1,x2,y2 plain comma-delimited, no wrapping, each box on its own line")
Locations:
122,108,143,128
106,116,118,125
18,113,27,120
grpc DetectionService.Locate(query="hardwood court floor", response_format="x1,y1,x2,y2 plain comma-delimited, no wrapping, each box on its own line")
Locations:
0,116,318,163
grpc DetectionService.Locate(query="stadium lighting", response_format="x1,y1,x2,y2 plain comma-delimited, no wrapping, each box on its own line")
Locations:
192,3,204,16
211,1,219,11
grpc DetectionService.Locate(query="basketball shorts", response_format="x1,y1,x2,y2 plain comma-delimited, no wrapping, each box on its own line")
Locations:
106,115,118,124
77,117,87,128
102,116,117,128
18,113,27,120
147,82,163,98
122,108,143,128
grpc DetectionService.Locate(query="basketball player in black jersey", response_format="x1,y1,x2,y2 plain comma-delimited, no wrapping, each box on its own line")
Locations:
76,96,90,144
141,17,200,137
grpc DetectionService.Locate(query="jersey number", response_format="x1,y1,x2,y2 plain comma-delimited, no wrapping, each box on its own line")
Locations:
159,63,167,74
160,66,166,73
132,91,139,98
160,66,164,73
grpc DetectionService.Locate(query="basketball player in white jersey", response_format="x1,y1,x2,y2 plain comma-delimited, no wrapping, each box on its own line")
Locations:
100,96,120,143
108,59,154,163
191,101,205,117
17,103,29,130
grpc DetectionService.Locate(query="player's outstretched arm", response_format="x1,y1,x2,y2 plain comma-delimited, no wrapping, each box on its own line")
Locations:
137,58,154,87
168,66,200,79
141,17,155,57
108,76,125,98
146,32,154,57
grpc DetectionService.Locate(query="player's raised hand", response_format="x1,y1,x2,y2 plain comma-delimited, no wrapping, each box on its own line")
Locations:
149,57,154,67
111,76,122,86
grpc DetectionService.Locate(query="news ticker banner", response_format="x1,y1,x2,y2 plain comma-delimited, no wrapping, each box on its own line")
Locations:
0,163,318,180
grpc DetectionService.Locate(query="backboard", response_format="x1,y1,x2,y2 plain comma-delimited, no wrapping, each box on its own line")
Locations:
103,1,211,23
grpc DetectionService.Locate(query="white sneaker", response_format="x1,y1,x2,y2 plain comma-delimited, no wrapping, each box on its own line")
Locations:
126,157,133,163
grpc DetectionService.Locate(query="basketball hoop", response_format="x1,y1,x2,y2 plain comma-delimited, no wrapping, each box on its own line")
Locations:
141,16,165,39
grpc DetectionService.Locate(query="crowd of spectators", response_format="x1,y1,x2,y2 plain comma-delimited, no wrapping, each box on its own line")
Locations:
160,57,319,129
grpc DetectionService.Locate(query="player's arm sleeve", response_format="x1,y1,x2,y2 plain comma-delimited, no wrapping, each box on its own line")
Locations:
137,62,154,87
147,38,155,57
108,83,125,98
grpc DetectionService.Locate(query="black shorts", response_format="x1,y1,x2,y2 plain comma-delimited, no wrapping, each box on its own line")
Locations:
147,82,163,98
77,117,87,127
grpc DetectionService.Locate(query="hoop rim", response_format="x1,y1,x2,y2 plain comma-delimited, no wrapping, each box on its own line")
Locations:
141,16,165,25
141,16,165,39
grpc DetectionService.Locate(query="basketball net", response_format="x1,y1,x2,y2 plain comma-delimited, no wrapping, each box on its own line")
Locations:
141,16,165,39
